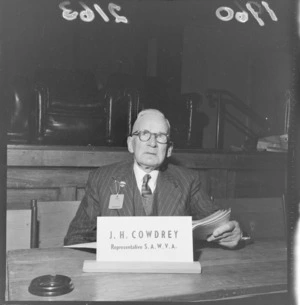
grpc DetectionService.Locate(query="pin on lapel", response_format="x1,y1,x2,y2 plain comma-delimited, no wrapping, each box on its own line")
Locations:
111,177,126,196
119,181,126,187
109,177,125,209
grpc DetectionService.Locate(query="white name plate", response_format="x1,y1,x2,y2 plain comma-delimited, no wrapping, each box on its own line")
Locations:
96,216,193,262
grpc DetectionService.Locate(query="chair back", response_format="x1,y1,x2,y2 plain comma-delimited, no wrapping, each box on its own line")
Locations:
32,69,106,145
6,209,32,251
32,200,80,248
215,197,286,240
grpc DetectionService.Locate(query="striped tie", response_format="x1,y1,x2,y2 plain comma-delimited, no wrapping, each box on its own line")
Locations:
141,174,152,197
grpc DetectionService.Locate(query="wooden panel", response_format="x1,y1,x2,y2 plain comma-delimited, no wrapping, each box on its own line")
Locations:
57,187,77,201
7,145,132,167
7,168,90,188
37,201,81,248
6,145,287,202
7,145,287,170
6,209,31,251
215,197,286,240
208,169,228,198
7,188,59,208
235,170,285,198
172,151,286,170
226,170,236,198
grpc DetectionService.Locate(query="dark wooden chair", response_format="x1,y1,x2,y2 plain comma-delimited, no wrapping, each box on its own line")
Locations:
104,73,142,146
7,75,34,144
30,69,106,145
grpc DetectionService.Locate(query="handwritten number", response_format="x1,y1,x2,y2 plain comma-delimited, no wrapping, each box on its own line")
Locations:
234,1,249,23
247,1,263,14
59,1,274,26
216,1,277,26
108,3,129,24
246,2,264,26
235,11,249,23
261,1,278,21
94,4,110,22
59,1,78,21
59,1,129,24
79,2,95,22
216,7,234,21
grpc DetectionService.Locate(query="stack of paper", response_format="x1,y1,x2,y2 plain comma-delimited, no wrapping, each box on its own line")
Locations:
192,209,231,240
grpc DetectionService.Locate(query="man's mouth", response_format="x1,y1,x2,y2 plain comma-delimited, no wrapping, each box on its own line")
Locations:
145,152,156,155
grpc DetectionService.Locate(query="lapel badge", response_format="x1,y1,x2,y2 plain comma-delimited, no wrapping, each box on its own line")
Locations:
111,177,126,195
119,181,126,187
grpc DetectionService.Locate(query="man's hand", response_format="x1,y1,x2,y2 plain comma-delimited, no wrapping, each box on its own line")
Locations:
206,220,242,249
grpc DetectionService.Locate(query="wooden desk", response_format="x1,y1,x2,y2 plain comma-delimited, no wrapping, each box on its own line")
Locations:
6,240,287,302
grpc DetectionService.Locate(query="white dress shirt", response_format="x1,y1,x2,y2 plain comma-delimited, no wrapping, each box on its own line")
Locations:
133,162,159,194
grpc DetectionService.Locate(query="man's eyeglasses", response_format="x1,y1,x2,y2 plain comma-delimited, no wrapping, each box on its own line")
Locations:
131,130,169,144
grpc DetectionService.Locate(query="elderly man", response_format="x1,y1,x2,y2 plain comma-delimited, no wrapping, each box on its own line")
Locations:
64,109,242,248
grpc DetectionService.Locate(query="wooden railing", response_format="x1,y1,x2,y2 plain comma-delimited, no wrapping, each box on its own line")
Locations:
206,89,271,149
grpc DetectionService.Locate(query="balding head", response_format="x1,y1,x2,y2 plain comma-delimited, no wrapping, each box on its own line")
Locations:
131,109,171,135
127,109,173,173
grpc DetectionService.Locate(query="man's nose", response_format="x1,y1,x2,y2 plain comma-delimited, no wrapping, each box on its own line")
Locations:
147,134,157,146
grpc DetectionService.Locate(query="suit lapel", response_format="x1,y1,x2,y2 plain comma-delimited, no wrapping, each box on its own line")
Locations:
155,169,182,216
108,162,135,216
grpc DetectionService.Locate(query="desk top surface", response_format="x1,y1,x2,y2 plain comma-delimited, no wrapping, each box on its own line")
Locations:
7,240,287,302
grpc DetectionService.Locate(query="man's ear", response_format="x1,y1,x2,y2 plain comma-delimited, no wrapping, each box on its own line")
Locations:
127,136,134,153
167,142,173,158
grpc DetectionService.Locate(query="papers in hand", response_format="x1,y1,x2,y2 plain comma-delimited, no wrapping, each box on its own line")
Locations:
192,209,231,240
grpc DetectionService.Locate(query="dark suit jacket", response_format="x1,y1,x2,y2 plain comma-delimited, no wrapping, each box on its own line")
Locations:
64,159,219,245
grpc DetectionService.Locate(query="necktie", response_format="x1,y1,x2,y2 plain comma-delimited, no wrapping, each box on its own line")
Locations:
141,174,152,197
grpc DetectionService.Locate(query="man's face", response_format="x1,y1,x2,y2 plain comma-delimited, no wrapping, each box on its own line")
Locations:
127,113,172,172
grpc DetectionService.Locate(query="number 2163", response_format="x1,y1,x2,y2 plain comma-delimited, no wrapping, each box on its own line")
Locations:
59,1,129,23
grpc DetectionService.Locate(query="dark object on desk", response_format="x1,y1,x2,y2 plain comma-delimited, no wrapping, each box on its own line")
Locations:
28,274,74,297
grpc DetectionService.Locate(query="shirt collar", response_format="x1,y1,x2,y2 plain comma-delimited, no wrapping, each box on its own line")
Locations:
133,161,159,193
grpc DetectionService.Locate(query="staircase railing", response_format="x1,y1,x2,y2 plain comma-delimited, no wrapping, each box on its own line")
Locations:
205,89,271,149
